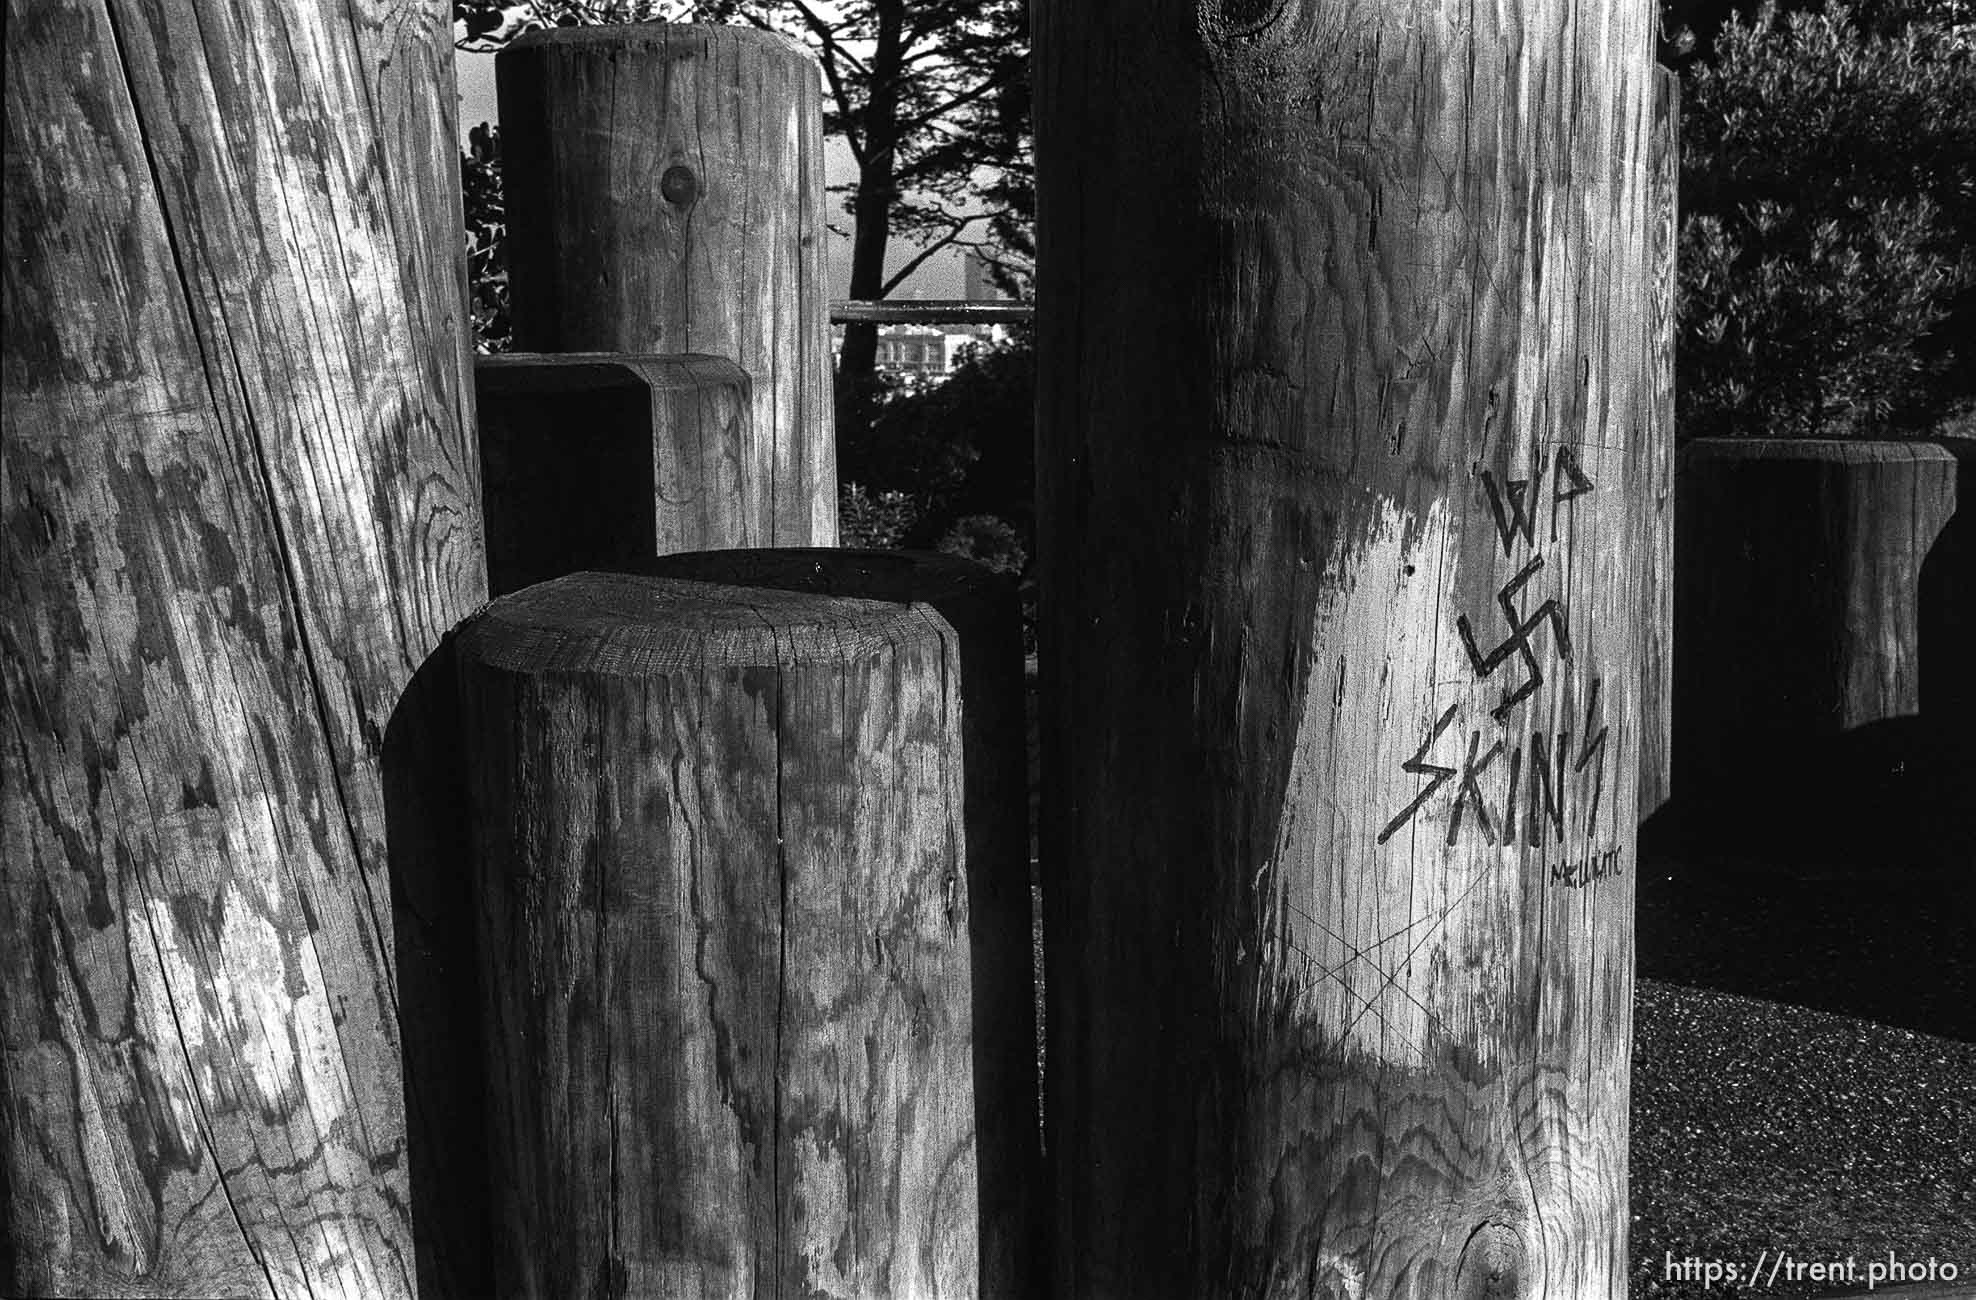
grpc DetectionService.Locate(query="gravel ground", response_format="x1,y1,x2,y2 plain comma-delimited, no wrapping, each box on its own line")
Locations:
1630,979,1976,1299
1630,814,1976,1300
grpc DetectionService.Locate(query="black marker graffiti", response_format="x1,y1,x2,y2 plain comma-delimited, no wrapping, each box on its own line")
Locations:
1481,452,1545,557
1382,442,1613,851
1456,555,1573,722
1550,445,1595,543
1548,846,1622,889
1447,730,1504,846
1477,444,1597,558
1504,729,1570,847
1377,702,1460,845
1379,677,1613,850
1573,677,1610,843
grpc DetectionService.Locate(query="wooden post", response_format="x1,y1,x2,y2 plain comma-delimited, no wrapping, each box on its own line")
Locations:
475,353,774,596
1639,68,1681,822
1673,439,1958,838
1034,0,1654,1293
1921,436,1976,740
457,554,1038,1300
498,24,838,546
2,1,482,1297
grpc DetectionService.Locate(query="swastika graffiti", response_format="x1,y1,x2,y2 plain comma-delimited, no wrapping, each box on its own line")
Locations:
1379,442,1617,863
1455,555,1573,723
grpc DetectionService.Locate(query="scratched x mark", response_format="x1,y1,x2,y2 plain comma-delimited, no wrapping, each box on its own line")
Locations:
1273,872,1487,1064
1456,555,1572,721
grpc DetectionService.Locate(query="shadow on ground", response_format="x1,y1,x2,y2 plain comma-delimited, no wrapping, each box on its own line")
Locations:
1638,731,1976,1044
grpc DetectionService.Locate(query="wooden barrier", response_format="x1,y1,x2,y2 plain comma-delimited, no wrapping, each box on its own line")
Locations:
1921,436,1976,743
1640,68,1682,821
475,353,779,596
457,553,1038,1299
1034,0,1655,1291
498,23,837,546
2,0,482,1296
1673,440,1958,825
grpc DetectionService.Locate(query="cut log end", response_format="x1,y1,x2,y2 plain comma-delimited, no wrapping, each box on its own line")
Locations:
507,19,818,68
457,568,938,676
1681,438,1959,467
645,546,1015,617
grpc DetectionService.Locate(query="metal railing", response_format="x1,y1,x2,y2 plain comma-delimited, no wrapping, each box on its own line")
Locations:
829,299,1033,326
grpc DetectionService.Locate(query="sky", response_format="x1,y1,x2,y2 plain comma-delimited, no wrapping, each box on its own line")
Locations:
455,50,968,300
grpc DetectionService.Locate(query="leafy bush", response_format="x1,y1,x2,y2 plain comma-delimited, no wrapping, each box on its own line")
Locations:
1678,1,1975,437
936,514,1027,576
461,123,510,354
838,483,923,550
841,333,1036,549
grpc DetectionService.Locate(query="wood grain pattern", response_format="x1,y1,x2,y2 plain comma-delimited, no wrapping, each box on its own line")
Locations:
1033,0,1655,1293
498,23,838,546
1673,439,1958,802
2,0,484,1296
457,554,1037,1300
1638,68,1680,822
476,352,786,597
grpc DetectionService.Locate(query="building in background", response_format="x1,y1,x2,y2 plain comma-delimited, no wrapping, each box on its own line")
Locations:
963,249,1011,303
873,327,972,378
833,249,1014,385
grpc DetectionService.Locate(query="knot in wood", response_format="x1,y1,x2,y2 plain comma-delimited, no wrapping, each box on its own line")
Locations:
1453,1221,1527,1300
660,164,700,206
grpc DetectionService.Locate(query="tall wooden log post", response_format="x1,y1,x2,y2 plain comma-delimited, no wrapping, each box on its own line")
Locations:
3,0,483,1297
1034,0,1655,1294
1639,69,1681,822
457,553,1038,1300
498,24,838,546
476,353,768,597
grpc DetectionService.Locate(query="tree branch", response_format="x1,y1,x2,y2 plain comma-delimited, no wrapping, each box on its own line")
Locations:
773,1,874,161
786,0,872,77
890,69,1012,139
878,212,995,296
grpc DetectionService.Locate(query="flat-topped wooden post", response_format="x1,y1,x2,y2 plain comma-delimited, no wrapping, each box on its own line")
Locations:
3,0,483,1295
1674,438,1959,857
1676,439,1958,748
498,23,837,546
1034,0,1656,1291
456,552,1038,1300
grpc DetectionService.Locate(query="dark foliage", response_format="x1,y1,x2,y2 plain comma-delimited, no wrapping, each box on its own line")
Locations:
461,122,509,354
1677,2,1975,437
455,1,681,51
936,514,1026,577
837,482,921,549
837,333,1036,552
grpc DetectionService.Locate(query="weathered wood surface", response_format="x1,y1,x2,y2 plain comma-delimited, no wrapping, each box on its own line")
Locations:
1639,69,1681,821
457,554,1037,1300
1673,439,1958,806
498,23,837,546
475,352,767,596
1034,0,1655,1293
1919,435,1976,743
2,0,484,1297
